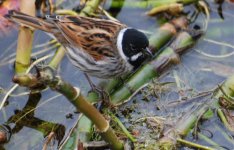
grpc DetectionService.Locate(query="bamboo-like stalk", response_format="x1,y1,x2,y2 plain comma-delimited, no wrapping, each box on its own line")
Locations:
177,138,215,150
15,0,35,74
13,72,123,150
79,0,102,17
149,18,181,53
55,9,78,16
108,0,199,9
147,3,183,16
110,31,198,105
217,108,233,131
48,46,65,70
77,115,93,142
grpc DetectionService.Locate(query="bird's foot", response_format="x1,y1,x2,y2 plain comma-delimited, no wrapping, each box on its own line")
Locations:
84,73,112,107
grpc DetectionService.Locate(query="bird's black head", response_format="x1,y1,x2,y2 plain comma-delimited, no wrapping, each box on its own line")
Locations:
118,28,151,69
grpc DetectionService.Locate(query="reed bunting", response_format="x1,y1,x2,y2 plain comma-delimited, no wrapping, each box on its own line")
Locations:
6,10,152,78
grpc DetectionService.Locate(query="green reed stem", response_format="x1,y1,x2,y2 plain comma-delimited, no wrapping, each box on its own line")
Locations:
48,46,65,70
108,111,137,142
177,138,215,150
80,0,102,17
109,0,199,9
15,0,35,74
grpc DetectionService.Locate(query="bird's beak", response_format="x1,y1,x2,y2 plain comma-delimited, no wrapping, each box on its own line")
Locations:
144,47,153,57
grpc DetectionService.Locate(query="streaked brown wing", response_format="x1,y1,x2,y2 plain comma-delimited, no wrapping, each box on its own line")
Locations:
53,16,127,61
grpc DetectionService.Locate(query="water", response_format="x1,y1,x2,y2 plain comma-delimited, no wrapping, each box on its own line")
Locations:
0,0,234,149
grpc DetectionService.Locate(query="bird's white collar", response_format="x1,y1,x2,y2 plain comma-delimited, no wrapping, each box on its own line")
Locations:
117,28,131,63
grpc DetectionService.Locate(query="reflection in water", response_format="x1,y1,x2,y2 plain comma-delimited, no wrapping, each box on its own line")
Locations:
215,0,225,19
1,93,65,148
35,0,56,17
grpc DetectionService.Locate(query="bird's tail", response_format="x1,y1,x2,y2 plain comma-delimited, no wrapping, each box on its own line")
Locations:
5,10,55,33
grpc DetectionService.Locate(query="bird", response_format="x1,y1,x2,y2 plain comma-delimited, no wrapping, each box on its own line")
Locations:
6,10,152,79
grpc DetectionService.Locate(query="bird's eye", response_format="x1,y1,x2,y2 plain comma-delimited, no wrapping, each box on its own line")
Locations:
130,44,137,51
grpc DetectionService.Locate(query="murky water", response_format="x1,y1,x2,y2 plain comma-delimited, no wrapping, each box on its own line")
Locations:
0,0,234,149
